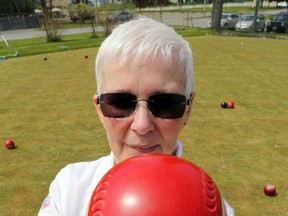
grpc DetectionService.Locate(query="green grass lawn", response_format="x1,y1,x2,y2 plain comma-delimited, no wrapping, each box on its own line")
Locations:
0,35,287,215
0,32,105,57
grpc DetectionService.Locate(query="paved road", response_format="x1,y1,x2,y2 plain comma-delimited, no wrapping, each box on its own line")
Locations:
0,5,286,41
144,12,211,27
1,12,210,41
0,26,103,41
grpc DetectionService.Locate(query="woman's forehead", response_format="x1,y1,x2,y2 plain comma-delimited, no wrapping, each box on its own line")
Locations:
100,60,186,94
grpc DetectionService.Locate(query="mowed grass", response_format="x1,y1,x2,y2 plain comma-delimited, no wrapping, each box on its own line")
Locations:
0,36,287,215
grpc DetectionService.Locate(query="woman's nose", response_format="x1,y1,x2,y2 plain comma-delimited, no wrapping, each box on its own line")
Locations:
130,102,155,135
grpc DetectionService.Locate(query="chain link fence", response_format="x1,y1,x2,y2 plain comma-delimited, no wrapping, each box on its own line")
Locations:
0,16,41,31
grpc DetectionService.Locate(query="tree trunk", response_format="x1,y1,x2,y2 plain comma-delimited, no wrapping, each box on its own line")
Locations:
252,0,260,32
211,0,223,30
49,0,52,13
39,0,49,15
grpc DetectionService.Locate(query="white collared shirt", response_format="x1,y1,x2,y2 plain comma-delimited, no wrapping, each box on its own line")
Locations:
38,141,234,215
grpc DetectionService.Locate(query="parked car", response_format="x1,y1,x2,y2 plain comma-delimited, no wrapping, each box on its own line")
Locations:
70,14,95,22
266,12,288,33
277,1,288,8
236,14,266,32
221,13,240,29
207,13,240,29
108,11,133,23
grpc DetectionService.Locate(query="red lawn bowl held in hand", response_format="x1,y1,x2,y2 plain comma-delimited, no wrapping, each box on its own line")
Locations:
88,154,225,216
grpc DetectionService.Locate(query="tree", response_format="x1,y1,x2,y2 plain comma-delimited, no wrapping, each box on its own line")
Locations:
37,0,49,15
96,2,135,36
70,2,93,23
38,0,62,42
211,0,224,30
132,0,170,8
69,1,97,38
0,0,34,16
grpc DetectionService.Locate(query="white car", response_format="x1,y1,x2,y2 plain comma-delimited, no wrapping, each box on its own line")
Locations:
207,13,240,29
236,14,266,32
277,1,288,8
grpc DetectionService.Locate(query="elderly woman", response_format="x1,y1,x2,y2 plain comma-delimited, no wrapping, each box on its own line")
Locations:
38,17,234,216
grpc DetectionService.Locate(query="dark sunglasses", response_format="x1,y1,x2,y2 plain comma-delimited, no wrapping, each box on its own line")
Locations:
97,93,190,119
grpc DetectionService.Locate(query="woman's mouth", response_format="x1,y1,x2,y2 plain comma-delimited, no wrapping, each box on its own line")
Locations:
126,144,159,153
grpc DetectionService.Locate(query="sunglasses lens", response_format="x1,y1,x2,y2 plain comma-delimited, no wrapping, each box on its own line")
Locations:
99,93,187,119
149,94,187,119
99,93,136,118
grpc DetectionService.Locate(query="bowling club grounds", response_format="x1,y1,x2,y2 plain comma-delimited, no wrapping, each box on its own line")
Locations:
0,31,287,215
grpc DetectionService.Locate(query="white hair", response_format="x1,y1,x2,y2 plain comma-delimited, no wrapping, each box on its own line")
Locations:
95,16,194,97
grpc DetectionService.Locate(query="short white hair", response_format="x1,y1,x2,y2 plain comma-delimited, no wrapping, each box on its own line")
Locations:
95,17,194,97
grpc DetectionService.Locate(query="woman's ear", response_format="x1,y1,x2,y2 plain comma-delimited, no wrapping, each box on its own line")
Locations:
189,92,195,106
93,95,104,124
183,92,195,123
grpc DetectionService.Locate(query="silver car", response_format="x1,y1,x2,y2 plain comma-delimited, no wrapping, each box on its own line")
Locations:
207,13,240,29
236,14,266,32
108,11,133,23
221,13,240,29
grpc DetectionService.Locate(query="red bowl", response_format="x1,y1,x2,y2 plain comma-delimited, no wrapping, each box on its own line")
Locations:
88,154,224,216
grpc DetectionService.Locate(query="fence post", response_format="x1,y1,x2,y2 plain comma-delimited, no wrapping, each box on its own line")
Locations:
8,17,12,30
